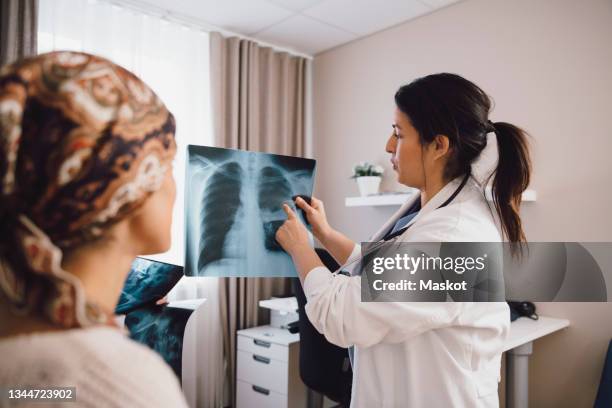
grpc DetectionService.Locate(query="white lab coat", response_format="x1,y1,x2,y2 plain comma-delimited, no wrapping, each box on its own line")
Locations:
303,176,510,408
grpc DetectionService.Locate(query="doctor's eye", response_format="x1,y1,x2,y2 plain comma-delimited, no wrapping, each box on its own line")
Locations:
391,125,401,138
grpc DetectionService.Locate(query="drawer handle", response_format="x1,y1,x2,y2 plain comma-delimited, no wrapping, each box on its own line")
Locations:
253,339,271,348
252,385,270,396
253,354,270,364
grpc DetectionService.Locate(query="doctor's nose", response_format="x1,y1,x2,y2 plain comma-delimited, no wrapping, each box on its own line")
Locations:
385,132,396,154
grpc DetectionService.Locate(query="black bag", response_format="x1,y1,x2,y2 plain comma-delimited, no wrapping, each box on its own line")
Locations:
508,301,538,321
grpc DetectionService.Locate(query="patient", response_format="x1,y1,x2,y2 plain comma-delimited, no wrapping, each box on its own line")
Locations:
0,52,187,407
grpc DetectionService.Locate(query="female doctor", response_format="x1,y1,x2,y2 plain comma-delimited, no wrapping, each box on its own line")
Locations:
275,73,531,408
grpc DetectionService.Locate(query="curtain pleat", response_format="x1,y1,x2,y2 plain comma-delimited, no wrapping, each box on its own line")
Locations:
209,31,307,408
0,0,38,66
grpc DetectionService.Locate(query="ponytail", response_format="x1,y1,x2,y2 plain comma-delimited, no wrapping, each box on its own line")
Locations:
488,121,532,255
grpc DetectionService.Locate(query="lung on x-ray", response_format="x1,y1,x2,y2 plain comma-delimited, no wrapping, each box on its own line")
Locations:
185,145,316,277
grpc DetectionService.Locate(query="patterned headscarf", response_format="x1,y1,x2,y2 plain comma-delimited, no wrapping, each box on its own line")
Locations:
0,51,176,327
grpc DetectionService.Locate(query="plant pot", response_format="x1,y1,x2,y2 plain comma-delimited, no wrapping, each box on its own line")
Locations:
356,176,381,196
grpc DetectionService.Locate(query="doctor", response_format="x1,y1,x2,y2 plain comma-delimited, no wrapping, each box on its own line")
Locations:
276,73,532,407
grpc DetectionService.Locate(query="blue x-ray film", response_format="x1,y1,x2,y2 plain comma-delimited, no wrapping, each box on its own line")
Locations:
115,257,183,315
124,305,192,381
184,146,317,277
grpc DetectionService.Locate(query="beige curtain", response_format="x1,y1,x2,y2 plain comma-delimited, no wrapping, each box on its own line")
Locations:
209,32,307,407
0,0,37,66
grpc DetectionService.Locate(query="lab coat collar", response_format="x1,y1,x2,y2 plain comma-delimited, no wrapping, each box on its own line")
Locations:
369,175,469,242
369,191,420,241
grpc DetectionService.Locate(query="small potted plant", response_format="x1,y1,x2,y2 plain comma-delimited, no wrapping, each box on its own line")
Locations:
351,162,384,196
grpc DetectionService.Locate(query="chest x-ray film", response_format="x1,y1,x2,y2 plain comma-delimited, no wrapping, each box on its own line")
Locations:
185,145,316,277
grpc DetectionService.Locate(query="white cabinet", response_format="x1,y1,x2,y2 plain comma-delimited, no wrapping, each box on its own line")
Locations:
236,325,306,408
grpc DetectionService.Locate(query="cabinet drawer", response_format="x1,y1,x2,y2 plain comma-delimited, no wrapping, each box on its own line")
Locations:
236,350,288,394
236,380,287,408
237,334,289,362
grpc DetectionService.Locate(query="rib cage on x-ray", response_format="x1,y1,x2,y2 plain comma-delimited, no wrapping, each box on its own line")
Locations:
186,146,316,277
198,162,243,271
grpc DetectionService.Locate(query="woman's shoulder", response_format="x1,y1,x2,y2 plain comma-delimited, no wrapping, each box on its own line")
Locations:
0,326,188,407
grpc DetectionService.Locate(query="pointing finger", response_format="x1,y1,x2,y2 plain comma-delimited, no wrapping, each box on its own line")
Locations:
283,203,297,220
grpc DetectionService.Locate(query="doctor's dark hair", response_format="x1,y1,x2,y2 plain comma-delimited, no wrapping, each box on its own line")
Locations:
394,73,531,252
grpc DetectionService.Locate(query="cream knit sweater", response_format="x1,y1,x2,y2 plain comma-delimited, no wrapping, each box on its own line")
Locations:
0,326,188,407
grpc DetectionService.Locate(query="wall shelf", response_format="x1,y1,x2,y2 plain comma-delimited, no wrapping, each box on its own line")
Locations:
345,192,417,207
345,188,537,207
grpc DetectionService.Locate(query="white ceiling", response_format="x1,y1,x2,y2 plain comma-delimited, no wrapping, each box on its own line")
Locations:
120,0,462,56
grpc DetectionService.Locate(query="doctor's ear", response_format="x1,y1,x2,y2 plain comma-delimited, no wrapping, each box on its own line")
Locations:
430,134,451,161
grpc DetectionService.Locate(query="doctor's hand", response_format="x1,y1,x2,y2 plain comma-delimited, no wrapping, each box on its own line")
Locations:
276,203,312,257
294,196,332,241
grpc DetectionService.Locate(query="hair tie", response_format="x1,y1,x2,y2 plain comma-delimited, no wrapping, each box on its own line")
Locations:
486,120,496,133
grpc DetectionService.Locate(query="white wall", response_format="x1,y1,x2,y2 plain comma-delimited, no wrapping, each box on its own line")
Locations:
312,0,612,406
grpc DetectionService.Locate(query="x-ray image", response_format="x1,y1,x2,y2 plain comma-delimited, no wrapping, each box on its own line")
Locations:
124,305,192,381
115,257,184,315
185,145,316,277
115,257,189,381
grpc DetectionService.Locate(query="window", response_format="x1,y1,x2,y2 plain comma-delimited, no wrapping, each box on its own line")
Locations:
38,0,212,265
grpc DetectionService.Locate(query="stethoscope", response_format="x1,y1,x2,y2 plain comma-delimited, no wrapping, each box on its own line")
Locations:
331,171,472,276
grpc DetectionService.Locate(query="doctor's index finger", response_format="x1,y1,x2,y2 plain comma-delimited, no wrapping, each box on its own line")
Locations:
282,203,297,219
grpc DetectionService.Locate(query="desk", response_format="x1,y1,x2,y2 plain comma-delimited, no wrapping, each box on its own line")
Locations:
504,316,570,408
